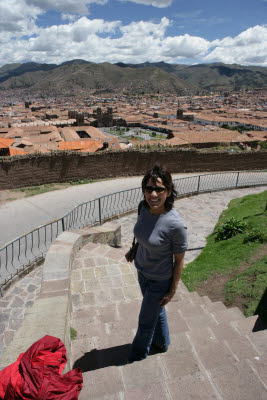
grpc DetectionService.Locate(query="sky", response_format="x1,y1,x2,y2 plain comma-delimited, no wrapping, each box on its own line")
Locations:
0,0,266,67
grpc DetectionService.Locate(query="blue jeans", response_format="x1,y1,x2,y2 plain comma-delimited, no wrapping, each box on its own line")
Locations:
128,271,171,362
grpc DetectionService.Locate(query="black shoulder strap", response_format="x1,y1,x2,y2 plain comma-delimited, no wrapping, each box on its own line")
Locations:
138,200,144,216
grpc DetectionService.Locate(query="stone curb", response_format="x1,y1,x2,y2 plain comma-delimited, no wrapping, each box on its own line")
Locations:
0,222,121,371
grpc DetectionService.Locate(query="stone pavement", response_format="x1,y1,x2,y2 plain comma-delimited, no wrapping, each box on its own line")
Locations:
0,224,120,370
70,242,267,400
0,264,43,360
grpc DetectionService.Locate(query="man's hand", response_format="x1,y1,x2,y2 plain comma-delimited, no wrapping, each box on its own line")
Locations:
159,290,175,307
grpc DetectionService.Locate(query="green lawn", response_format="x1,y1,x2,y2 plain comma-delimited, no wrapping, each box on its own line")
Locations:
182,190,267,317
224,255,267,319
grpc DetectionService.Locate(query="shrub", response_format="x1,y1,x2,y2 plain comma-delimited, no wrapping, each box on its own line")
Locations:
70,327,77,340
215,217,248,242
259,141,267,150
243,228,267,244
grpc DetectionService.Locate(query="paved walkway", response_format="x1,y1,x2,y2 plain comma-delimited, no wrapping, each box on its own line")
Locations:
0,264,43,359
0,186,265,364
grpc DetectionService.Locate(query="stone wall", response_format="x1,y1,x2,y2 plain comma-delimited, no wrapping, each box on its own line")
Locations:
0,149,266,189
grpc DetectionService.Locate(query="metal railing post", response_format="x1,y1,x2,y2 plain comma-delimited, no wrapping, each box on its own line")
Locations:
98,198,102,225
62,217,65,232
197,175,201,193
236,171,240,188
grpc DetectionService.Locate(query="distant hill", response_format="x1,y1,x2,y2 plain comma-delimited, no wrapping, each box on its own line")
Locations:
115,61,267,91
0,60,266,92
0,62,57,84
0,61,195,92
170,63,267,91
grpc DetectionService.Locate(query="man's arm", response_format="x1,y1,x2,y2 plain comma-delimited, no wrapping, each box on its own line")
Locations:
159,251,185,307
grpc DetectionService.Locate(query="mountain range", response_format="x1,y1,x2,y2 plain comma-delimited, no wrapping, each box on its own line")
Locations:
0,59,266,93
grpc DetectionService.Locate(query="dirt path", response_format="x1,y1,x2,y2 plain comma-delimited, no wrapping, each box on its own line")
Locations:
0,189,26,206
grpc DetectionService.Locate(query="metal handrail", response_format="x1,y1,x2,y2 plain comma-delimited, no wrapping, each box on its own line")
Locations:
1,170,267,295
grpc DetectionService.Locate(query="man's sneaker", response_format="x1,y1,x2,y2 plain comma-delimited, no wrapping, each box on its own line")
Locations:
149,343,168,355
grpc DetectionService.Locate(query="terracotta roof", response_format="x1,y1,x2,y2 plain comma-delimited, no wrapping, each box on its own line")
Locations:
8,148,27,156
172,130,256,144
0,138,15,148
59,140,103,152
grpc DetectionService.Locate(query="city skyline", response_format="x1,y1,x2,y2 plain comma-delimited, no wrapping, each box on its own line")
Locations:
0,0,266,67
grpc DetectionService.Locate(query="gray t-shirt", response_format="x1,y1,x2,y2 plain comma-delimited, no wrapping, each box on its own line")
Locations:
134,206,188,280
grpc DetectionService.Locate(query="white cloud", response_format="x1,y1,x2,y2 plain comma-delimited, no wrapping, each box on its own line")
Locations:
162,34,210,58
0,16,211,65
0,8,266,68
120,17,169,38
206,25,267,66
28,17,120,50
0,0,41,38
24,0,108,15
119,0,173,7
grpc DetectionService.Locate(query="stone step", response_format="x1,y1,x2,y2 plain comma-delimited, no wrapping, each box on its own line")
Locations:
201,300,227,313
186,327,238,370
210,306,245,324
187,290,201,302
71,306,265,380
71,300,231,346
246,330,267,356
74,347,267,400
209,359,267,400
249,353,267,388
210,323,260,361
78,356,221,400
232,314,260,335
70,242,267,399
200,295,212,305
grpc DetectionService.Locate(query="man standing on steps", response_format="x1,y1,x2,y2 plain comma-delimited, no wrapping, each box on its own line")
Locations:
126,163,188,362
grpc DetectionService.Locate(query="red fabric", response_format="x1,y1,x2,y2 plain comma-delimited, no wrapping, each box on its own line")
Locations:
0,335,83,400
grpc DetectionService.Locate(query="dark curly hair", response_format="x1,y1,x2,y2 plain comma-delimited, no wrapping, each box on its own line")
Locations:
142,162,177,211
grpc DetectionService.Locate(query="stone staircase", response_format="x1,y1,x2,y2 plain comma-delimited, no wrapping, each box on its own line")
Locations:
70,242,267,400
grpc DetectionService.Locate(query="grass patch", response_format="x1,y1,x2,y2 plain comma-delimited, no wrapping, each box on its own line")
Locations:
70,327,77,340
224,255,267,320
182,190,267,291
13,179,96,197
14,183,67,196
68,178,95,185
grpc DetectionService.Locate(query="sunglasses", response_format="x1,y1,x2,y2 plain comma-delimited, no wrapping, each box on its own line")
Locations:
144,186,166,194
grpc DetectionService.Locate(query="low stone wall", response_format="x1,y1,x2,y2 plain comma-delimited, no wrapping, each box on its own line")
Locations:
0,149,266,189
0,222,121,371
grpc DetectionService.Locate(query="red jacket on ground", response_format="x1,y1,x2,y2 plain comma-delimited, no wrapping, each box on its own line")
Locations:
0,335,83,399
